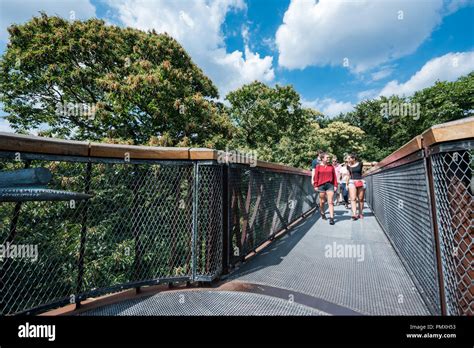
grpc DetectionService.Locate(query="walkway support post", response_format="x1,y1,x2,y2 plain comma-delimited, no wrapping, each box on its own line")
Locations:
424,150,448,315
191,162,199,281
221,164,230,275
76,161,92,309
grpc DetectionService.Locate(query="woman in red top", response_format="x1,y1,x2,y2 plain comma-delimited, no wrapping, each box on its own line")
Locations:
313,152,338,225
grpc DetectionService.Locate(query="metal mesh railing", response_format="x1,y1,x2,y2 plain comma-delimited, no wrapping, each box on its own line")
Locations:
1,157,85,315
364,158,441,314
0,152,224,315
366,137,473,316
227,164,316,266
0,145,313,315
195,164,223,281
430,142,473,315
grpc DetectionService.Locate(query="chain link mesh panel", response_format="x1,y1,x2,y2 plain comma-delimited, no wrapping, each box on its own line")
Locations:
0,153,224,315
0,157,86,315
228,165,316,266
431,145,473,315
81,161,195,295
364,159,441,314
195,164,223,280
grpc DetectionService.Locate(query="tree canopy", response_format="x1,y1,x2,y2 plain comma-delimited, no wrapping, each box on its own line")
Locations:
1,14,472,167
336,72,474,161
0,13,230,147
225,82,326,166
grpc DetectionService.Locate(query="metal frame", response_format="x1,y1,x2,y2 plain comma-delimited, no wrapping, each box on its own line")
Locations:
365,158,442,315
191,162,199,281
424,151,448,315
1,147,313,315
428,139,473,315
226,162,316,269
428,140,474,155
365,138,473,316
0,153,204,315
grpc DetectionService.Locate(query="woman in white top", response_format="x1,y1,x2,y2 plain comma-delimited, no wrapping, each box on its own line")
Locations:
339,157,350,209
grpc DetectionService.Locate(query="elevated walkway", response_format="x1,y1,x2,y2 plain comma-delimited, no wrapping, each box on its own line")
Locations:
79,205,430,316
1,117,471,316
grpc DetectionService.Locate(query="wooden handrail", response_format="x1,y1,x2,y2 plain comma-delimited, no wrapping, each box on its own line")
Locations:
0,132,90,157
365,117,474,175
0,132,310,176
365,136,422,175
421,117,474,147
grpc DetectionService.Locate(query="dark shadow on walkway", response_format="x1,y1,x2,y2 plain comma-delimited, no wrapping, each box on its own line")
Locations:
231,211,321,276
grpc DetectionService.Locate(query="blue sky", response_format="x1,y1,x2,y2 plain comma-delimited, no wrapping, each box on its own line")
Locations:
0,0,473,131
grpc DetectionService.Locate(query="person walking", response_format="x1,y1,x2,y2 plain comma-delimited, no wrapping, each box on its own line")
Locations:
311,149,324,189
332,157,342,204
313,152,338,225
339,157,350,209
347,153,366,220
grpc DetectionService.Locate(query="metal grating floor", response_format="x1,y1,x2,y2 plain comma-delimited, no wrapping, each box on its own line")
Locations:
229,204,431,315
79,290,327,316
79,205,430,316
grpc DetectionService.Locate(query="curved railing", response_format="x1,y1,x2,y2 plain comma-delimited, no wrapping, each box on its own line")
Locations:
365,117,474,315
0,133,316,315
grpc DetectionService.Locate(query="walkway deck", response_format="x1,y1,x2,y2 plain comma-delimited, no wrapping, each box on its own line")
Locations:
228,204,430,315
80,204,430,316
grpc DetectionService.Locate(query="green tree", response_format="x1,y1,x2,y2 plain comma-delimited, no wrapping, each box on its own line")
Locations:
319,121,366,161
341,98,397,161
226,82,304,148
409,72,474,132
340,73,474,161
226,81,327,167
380,74,474,149
0,14,231,146
272,114,330,168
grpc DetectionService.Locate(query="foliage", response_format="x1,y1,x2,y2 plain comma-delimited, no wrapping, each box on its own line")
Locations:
0,13,230,146
225,81,331,168
339,72,474,161
1,15,472,163
319,121,366,161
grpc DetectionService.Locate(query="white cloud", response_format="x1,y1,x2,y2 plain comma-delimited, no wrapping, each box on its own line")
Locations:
445,0,473,15
262,36,277,51
107,0,275,98
276,0,447,72
371,67,394,82
303,98,354,117
357,89,379,101
378,51,474,97
0,117,13,132
0,0,96,42
241,23,250,44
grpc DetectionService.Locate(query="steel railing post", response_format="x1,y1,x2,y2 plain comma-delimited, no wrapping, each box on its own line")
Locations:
424,148,448,315
191,162,199,281
76,161,92,309
221,163,230,275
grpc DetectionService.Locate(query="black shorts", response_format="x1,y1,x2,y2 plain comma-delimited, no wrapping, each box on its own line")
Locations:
317,182,335,193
